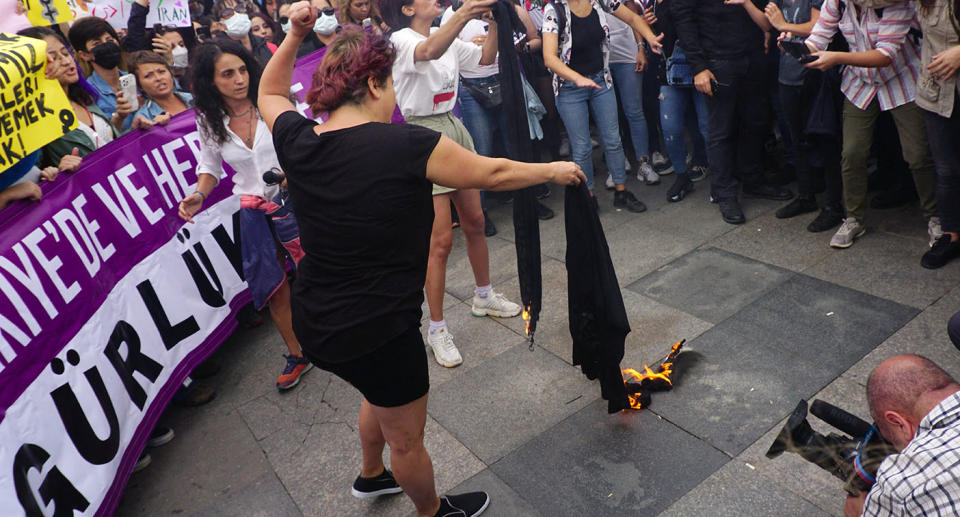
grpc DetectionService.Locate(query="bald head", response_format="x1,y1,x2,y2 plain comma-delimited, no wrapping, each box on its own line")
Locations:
867,355,959,423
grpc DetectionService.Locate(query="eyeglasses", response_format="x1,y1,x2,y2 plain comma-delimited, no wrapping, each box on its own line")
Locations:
319,7,335,15
222,4,248,17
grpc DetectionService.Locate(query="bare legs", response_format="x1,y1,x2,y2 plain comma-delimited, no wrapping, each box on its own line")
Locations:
268,254,303,357
424,190,491,322
361,395,440,517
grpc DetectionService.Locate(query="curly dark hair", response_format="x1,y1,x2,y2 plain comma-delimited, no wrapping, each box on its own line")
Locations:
189,40,262,146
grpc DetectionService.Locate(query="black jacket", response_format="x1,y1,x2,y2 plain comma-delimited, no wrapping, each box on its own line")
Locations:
670,0,765,75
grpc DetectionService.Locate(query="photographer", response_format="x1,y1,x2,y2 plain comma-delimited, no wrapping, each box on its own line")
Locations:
846,355,960,516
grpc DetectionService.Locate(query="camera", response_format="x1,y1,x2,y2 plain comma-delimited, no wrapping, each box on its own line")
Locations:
262,168,285,186
766,399,897,496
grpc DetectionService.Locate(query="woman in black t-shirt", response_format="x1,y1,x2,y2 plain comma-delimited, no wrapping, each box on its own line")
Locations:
259,5,585,516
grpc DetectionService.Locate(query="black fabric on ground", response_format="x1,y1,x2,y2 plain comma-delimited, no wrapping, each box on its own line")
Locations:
564,183,630,413
495,0,543,337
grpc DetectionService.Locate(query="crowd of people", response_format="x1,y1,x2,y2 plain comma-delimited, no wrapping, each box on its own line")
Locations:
2,0,959,514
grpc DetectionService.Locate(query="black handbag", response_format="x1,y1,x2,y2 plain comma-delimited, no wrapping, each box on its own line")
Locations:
461,76,502,108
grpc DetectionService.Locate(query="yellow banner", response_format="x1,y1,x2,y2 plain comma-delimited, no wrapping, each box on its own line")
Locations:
21,0,75,27
0,33,77,173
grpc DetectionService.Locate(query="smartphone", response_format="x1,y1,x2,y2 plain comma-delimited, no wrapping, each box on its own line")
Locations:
780,39,815,62
362,17,372,29
119,74,139,112
154,23,167,35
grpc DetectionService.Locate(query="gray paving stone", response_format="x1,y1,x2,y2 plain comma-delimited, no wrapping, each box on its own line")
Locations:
650,274,916,455
192,472,302,517
804,230,960,309
845,285,960,386
711,210,836,272
627,247,794,323
603,221,703,288
492,399,730,517
445,469,540,517
641,187,781,242
443,231,523,302
116,409,273,516
428,344,598,463
657,461,831,517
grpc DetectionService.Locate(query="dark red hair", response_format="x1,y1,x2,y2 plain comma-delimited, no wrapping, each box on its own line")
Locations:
306,27,395,113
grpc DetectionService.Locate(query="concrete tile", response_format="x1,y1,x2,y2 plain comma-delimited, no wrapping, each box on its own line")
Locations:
192,472,302,517
492,399,730,516
871,203,929,245
422,301,530,388
603,221,703,288
618,290,714,375
845,285,960,386
803,231,960,309
446,469,540,517
642,187,781,243
428,344,598,463
116,409,273,516
736,375,872,517
627,247,794,324
649,274,916,455
711,210,836,272
658,461,831,517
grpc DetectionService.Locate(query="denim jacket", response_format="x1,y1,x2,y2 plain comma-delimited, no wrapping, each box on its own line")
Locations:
542,0,621,95
87,70,130,118
125,91,194,130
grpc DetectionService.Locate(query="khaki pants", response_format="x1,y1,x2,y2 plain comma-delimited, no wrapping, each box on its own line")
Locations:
841,98,937,221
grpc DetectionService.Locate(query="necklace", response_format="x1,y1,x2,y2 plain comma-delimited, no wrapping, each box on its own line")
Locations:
243,108,256,148
228,103,253,118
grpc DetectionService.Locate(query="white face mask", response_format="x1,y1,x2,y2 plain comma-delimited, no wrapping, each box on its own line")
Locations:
281,20,291,33
172,45,189,68
313,13,338,35
224,13,252,38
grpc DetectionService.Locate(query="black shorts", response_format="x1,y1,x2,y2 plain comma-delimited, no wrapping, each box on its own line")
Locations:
313,324,429,408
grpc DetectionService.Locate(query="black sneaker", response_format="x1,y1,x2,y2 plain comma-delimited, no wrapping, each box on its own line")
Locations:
537,201,554,220
147,426,174,448
921,235,960,269
807,208,843,233
483,211,497,237
613,190,647,213
743,184,794,201
434,492,490,517
666,174,694,203
351,469,403,499
718,198,745,224
775,197,818,219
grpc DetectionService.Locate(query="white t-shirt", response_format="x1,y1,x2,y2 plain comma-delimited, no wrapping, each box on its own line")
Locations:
390,27,483,118
606,12,638,64
440,8,498,79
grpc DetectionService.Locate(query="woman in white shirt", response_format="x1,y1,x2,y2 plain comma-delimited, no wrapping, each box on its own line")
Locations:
178,40,313,391
382,0,525,369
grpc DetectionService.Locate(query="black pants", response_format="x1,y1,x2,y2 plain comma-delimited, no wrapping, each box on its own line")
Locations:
705,53,769,200
780,74,842,210
949,310,960,352
642,51,663,153
923,96,960,233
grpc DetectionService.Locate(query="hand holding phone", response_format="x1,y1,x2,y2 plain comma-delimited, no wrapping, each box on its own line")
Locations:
119,74,140,112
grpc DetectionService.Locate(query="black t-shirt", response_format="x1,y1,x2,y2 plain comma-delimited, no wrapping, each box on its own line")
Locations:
570,9,604,77
272,111,442,363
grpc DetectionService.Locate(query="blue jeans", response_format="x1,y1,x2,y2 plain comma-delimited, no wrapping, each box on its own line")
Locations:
459,76,508,209
610,62,649,162
556,71,627,190
660,84,709,175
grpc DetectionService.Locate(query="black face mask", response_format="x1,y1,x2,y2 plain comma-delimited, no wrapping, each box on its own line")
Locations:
91,41,122,69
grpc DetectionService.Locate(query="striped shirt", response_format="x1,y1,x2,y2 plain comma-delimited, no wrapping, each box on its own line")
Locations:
806,0,922,110
862,391,960,517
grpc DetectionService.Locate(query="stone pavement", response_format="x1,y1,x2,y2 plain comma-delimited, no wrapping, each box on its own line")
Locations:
116,171,960,517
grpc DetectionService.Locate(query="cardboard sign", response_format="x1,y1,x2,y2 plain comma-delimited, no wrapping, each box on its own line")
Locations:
0,33,77,174
69,0,192,29
21,0,75,27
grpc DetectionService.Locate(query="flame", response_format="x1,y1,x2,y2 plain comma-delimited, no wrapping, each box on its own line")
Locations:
621,340,686,410
521,306,531,336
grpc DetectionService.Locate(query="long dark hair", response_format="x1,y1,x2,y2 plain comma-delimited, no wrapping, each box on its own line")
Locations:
380,0,415,32
189,40,262,145
17,26,98,107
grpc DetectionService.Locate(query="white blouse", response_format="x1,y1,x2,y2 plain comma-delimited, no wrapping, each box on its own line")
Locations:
196,113,281,201
77,113,115,149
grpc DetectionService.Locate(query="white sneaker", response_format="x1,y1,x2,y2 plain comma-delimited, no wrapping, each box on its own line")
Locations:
929,217,943,247
427,328,462,367
605,174,615,190
652,151,674,175
636,160,660,185
471,291,521,318
830,217,866,249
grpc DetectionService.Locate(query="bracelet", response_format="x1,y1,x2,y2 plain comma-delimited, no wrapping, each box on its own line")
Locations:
194,189,207,201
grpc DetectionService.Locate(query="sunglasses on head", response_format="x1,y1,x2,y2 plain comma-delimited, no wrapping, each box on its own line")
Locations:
319,7,335,15
222,4,248,17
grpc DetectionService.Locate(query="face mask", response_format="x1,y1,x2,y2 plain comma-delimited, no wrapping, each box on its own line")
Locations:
172,45,189,68
313,13,339,35
91,41,122,69
281,20,291,33
224,13,252,38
